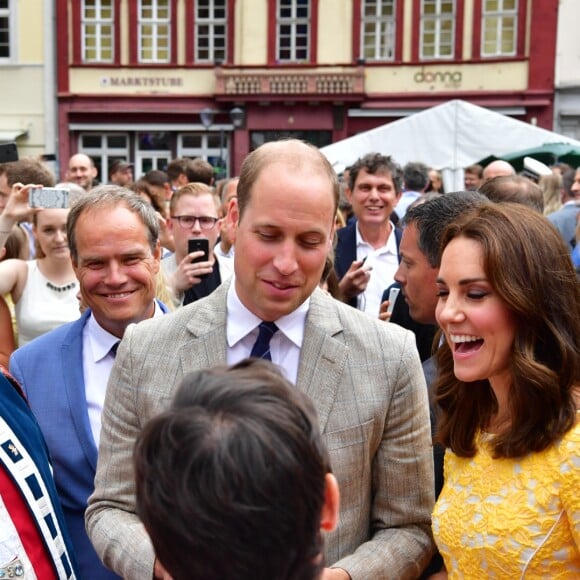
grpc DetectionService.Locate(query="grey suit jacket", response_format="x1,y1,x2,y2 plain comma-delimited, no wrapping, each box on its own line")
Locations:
86,282,435,580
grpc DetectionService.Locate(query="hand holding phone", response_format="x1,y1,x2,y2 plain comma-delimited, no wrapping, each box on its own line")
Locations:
188,238,210,263
385,287,400,315
29,187,70,209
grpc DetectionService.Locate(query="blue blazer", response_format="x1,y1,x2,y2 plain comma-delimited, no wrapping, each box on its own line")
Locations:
10,302,168,580
334,220,403,308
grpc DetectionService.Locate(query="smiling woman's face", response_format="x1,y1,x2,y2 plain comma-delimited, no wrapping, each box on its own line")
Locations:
435,236,516,394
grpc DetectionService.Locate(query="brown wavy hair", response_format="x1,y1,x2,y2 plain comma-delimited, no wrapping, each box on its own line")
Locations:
434,203,580,458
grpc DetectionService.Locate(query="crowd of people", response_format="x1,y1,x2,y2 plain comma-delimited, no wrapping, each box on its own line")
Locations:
0,142,578,579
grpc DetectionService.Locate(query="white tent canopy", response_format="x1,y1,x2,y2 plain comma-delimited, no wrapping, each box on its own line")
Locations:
320,99,580,191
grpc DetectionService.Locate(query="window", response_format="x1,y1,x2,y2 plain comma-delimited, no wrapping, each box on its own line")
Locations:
195,0,227,63
82,0,114,62
79,133,129,182
361,0,396,61
277,0,310,63
0,0,12,60
481,0,517,57
180,133,227,179
420,0,455,59
138,0,171,63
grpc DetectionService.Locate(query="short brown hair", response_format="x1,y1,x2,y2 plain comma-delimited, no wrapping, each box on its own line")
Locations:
1,158,55,187
168,182,219,215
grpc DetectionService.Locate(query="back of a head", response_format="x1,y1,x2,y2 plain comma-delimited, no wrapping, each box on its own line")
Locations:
135,359,331,580
185,157,215,185
2,158,55,187
479,175,544,213
403,161,430,192
143,169,170,188
403,190,490,267
482,159,515,181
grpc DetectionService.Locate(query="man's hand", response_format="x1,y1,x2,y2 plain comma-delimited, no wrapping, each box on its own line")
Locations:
338,258,372,300
321,567,351,580
171,252,214,294
378,299,393,322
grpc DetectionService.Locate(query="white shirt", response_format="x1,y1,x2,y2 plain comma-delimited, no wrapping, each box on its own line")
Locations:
355,222,399,317
226,278,307,385
83,302,164,446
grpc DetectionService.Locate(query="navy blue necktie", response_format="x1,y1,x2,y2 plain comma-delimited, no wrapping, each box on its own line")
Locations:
250,322,278,361
110,341,120,358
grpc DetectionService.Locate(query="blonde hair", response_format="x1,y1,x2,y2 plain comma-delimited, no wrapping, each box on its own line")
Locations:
539,172,563,216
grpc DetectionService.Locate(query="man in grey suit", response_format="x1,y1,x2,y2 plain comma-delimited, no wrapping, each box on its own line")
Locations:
86,140,435,580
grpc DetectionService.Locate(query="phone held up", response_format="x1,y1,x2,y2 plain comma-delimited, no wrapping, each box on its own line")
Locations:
188,238,210,279
29,187,70,209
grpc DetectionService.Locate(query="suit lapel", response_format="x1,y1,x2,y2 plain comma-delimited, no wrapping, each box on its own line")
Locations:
297,289,347,433
60,311,99,470
179,282,229,374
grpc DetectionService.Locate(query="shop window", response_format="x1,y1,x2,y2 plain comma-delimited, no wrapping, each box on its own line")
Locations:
79,133,129,183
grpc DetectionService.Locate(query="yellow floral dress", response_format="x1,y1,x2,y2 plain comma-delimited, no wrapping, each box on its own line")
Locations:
432,419,580,579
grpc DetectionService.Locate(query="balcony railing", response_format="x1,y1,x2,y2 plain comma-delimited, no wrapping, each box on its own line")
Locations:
215,66,365,100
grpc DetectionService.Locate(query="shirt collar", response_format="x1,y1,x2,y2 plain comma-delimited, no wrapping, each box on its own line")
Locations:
226,277,309,349
355,221,397,255
87,300,163,362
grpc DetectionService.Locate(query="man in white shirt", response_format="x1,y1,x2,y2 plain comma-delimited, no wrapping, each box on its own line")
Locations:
10,187,168,580
334,152,403,317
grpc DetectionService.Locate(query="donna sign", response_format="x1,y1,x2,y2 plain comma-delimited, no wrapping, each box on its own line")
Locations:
413,68,462,88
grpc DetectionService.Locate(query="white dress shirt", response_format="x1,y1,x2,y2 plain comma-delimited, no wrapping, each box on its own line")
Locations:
83,302,164,446
226,278,307,385
355,222,399,317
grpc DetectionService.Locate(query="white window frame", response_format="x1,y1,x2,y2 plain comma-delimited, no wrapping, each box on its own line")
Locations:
179,132,229,179
420,0,455,60
361,0,396,62
81,0,114,63
481,0,518,57
195,0,227,63
0,0,16,62
138,0,171,63
78,133,130,183
276,0,310,63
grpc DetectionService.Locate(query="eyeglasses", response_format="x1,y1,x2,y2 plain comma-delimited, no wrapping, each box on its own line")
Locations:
171,215,219,230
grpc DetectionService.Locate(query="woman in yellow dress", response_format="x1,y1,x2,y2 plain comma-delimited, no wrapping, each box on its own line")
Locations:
430,203,580,579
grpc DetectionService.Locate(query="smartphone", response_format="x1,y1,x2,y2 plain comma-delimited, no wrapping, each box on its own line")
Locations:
0,142,18,163
386,287,400,315
29,187,70,209
188,238,209,264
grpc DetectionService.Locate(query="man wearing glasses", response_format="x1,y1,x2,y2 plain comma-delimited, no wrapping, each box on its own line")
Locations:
162,182,233,307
